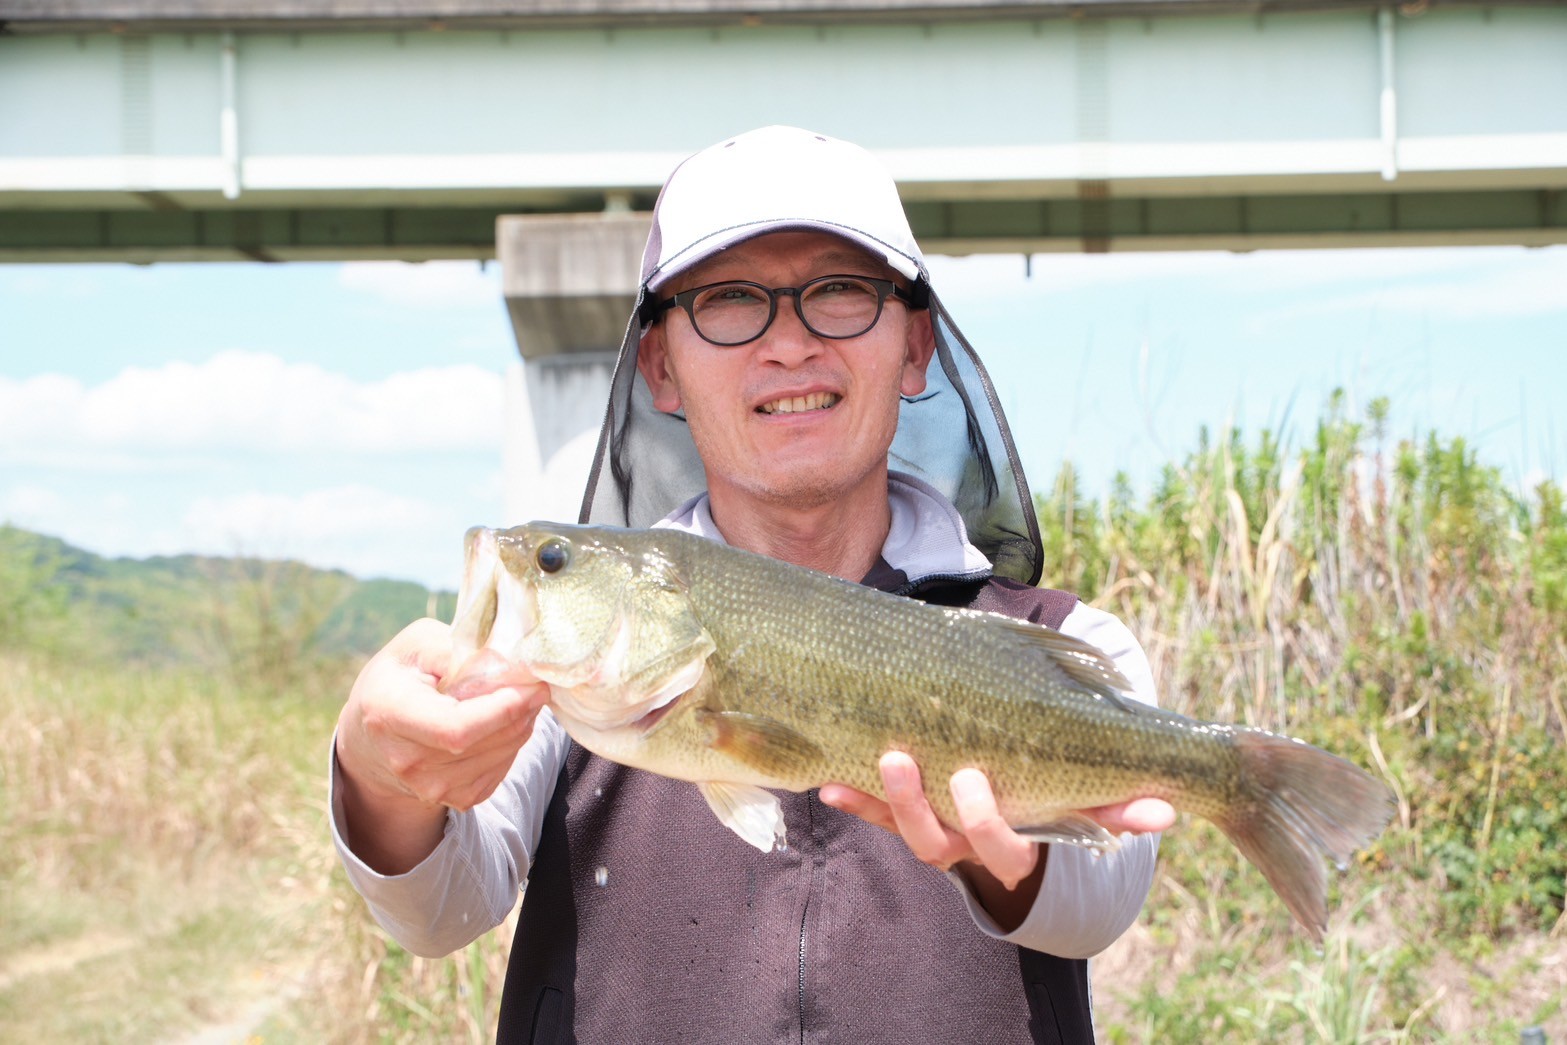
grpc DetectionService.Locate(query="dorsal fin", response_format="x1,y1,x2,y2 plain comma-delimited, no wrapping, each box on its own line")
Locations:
974,612,1138,713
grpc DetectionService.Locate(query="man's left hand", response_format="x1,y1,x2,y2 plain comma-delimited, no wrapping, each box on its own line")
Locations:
818,752,1175,931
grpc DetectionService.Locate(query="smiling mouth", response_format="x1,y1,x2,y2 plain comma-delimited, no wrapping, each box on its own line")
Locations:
757,391,840,415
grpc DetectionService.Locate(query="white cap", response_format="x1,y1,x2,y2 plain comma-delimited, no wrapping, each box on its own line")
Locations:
639,126,927,300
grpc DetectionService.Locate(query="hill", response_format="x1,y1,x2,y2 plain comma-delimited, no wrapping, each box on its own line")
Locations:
0,525,455,673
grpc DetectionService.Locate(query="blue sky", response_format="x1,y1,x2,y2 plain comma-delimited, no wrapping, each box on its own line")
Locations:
2,244,1564,589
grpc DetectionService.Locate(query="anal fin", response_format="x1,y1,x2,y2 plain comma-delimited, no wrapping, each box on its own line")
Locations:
1015,811,1123,852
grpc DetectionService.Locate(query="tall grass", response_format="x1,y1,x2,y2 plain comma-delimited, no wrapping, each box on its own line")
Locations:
0,654,342,1038
1041,392,1567,1039
0,648,517,1042
4,393,1563,1041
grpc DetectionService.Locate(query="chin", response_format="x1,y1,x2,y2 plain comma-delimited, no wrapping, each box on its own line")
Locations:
751,463,882,510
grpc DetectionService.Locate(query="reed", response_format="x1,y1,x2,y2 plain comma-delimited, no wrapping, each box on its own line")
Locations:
1038,393,1567,1040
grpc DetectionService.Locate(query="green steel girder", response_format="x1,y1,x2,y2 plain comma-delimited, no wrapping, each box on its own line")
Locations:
3,189,1563,262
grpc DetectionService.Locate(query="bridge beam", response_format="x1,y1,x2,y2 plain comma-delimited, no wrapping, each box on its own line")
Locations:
4,188,1564,264
2,7,1565,262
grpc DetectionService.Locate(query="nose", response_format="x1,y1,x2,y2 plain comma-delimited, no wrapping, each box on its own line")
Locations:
756,291,824,366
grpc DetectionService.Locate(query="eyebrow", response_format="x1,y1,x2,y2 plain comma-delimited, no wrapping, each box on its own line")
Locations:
809,249,881,270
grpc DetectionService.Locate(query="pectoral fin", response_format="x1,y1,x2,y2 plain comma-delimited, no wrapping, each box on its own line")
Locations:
1015,812,1122,852
699,710,824,777
697,781,787,852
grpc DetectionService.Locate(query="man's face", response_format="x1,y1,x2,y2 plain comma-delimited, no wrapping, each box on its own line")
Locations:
637,230,935,512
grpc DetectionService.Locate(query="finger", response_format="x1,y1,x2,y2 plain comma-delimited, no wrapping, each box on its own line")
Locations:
388,683,546,756
879,752,968,869
818,783,899,833
404,742,525,810
350,658,541,789
387,617,459,680
442,647,541,700
1086,797,1177,835
374,688,541,808
949,769,1038,890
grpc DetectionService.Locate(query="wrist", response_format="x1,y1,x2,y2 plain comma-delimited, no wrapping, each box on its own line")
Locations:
955,846,1047,934
333,740,449,874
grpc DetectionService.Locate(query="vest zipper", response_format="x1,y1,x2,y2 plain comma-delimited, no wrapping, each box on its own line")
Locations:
890,571,989,599
797,905,809,1045
797,792,821,1044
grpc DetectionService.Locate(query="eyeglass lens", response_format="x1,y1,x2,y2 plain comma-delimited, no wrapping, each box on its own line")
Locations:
689,277,886,345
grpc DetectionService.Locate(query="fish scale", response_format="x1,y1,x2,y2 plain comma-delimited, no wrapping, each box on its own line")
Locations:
448,521,1396,941
668,541,1236,824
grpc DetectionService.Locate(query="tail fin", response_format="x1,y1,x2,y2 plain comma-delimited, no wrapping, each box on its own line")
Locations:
1214,729,1397,941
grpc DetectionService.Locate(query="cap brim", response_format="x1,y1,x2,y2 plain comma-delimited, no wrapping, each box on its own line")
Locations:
646,218,924,294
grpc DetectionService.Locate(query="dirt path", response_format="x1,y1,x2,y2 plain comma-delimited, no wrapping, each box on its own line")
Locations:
173,964,310,1045
0,931,138,993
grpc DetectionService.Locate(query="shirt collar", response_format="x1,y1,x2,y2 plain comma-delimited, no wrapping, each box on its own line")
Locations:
654,470,993,586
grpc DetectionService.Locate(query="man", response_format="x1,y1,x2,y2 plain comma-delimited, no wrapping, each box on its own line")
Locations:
332,126,1173,1043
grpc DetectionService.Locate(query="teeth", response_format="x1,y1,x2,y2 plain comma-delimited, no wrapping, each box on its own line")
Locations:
759,392,840,415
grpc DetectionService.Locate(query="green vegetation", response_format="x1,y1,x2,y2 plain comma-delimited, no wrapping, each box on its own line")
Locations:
1040,391,1566,1041
0,539,471,1042
0,527,455,674
2,392,1563,1041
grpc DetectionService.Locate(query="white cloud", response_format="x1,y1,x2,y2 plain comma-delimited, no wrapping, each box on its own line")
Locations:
0,350,505,465
337,260,503,309
178,484,464,579
0,484,66,528
177,485,474,586
3,476,485,587
183,485,444,547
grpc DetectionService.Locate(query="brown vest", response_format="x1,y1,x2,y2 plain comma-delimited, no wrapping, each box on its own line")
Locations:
498,574,1094,1044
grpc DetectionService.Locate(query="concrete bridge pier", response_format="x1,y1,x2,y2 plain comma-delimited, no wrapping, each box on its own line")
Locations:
498,213,651,527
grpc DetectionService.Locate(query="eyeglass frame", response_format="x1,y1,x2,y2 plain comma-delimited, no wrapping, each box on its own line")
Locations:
641,273,928,347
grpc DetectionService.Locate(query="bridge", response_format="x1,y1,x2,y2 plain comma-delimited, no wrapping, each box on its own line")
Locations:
3,0,1563,524
3,0,1565,264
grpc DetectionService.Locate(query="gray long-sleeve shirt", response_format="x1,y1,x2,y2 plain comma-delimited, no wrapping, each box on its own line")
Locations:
330,473,1159,961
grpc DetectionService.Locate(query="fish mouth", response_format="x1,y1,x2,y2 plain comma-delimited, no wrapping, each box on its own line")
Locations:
449,522,716,736
756,391,840,415
450,526,538,668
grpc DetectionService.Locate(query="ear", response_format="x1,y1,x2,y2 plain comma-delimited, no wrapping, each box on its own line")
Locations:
898,307,937,398
636,324,684,414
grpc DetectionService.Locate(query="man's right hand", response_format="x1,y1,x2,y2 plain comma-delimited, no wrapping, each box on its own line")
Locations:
334,618,549,874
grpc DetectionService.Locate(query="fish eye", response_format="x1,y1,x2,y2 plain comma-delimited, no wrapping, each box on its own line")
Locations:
535,538,573,573
536,539,570,574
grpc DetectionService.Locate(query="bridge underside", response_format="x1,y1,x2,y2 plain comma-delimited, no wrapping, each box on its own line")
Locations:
3,186,1564,263
2,4,1565,262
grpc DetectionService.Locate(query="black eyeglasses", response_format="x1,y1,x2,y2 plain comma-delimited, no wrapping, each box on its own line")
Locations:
648,274,921,347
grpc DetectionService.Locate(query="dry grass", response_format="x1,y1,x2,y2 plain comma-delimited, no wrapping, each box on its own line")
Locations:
0,650,521,1042
5,398,1563,1042
1044,403,1567,1041
0,654,339,1039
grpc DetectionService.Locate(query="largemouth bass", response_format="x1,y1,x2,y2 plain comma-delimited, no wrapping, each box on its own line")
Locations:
449,522,1395,940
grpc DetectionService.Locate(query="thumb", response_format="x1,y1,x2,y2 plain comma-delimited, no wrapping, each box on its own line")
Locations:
441,646,540,701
